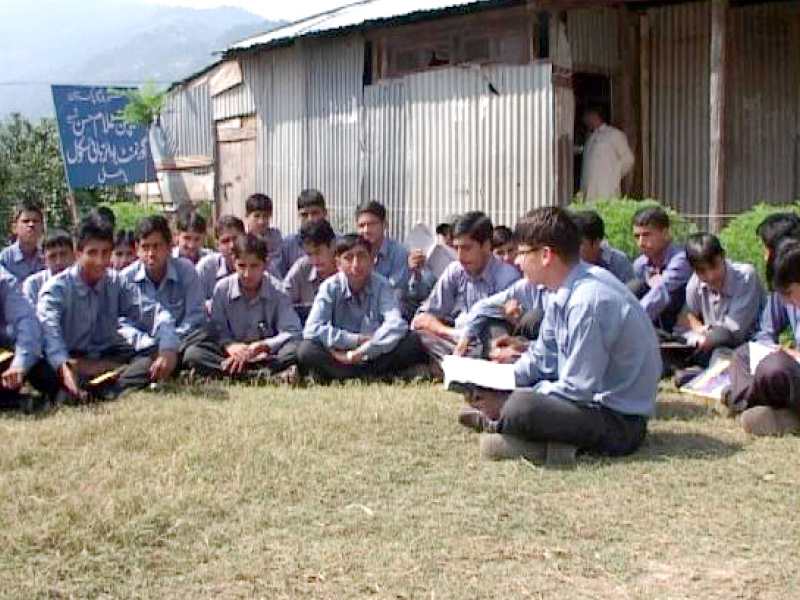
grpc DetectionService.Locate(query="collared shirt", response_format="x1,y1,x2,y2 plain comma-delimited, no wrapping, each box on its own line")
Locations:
303,271,407,360
599,244,634,283
374,237,410,292
172,246,213,265
0,268,41,370
754,292,800,346
514,264,661,416
580,123,635,200
196,252,231,300
37,265,179,370
273,234,305,279
22,268,54,307
459,279,550,339
0,241,44,283
686,260,764,345
119,257,206,351
282,256,327,307
633,243,692,322
407,268,438,304
211,273,301,350
418,256,521,329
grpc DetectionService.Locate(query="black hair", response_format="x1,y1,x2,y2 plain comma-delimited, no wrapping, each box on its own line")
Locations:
356,200,387,222
492,225,514,249
233,233,268,263
42,228,74,251
297,189,326,210
89,206,116,230
299,219,336,248
452,211,493,244
215,214,245,237
685,232,726,271
245,193,273,215
756,213,800,253
135,214,173,245
176,208,207,234
335,233,372,256
13,199,43,221
773,240,800,293
515,207,580,262
571,210,605,242
632,206,670,230
77,214,115,250
114,229,135,250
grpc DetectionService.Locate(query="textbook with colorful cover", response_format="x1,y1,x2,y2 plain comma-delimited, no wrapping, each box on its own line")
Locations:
681,358,731,401
441,356,517,392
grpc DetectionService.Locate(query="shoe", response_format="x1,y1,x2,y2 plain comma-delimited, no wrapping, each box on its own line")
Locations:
479,433,548,462
740,406,800,436
459,408,497,433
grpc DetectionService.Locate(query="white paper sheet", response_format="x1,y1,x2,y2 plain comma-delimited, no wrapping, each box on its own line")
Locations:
404,223,435,253
442,355,517,391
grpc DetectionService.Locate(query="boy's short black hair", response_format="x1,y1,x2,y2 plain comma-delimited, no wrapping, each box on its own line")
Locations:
632,206,670,230
233,233,268,263
436,214,458,236
756,213,800,253
136,214,173,245
245,193,273,216
114,229,135,250
492,225,514,249
685,232,726,271
335,233,372,256
90,206,116,230
42,228,74,251
176,208,207,234
13,199,43,221
571,210,605,242
77,214,115,250
356,200,387,222
215,215,245,237
299,219,336,248
452,211,494,244
297,189,326,211
515,207,580,262
773,240,800,293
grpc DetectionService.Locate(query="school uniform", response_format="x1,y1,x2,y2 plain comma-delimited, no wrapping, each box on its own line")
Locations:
0,269,58,407
119,258,209,365
416,256,520,359
497,264,661,456
598,244,635,284
298,271,426,382
37,265,179,395
631,243,692,333
0,241,44,283
183,272,301,376
374,237,410,292
196,252,231,301
273,233,305,279
172,246,212,265
402,267,438,321
22,269,54,307
728,292,800,416
282,256,329,323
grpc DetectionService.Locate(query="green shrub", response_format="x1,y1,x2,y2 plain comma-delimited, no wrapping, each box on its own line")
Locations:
718,202,800,281
100,202,163,231
569,198,697,259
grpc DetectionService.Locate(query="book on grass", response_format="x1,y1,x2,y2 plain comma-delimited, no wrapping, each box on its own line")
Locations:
441,355,517,392
681,359,731,401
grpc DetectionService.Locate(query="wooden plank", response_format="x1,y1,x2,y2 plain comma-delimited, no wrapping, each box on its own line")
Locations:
709,0,729,233
618,5,640,196
639,11,651,196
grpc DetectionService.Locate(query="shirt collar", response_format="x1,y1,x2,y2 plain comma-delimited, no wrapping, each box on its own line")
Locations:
647,243,677,270
229,274,273,302
133,259,179,287
698,260,736,298
342,272,374,300
468,255,498,284
72,264,107,297
10,241,39,264
216,254,230,278
552,263,588,309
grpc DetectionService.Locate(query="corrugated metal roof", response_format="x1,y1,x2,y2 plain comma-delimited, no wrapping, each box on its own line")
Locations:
227,0,514,52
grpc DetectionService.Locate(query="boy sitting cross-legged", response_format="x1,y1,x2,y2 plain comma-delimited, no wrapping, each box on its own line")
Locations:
183,234,302,380
297,234,427,382
37,214,179,403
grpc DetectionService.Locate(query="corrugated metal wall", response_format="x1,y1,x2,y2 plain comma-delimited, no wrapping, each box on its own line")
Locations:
212,59,257,121
726,1,799,211
162,84,214,157
567,9,619,74
646,1,710,219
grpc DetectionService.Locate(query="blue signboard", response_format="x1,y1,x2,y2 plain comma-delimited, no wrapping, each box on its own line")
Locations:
51,85,156,188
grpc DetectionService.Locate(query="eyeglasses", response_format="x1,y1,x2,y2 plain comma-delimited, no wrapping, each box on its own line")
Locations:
515,245,544,257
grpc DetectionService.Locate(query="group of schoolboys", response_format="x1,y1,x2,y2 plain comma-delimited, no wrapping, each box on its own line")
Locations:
1,192,797,466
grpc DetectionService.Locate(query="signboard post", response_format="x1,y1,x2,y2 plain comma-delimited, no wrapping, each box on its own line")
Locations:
51,85,156,189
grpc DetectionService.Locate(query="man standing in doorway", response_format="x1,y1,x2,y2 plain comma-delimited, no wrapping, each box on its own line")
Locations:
580,107,634,200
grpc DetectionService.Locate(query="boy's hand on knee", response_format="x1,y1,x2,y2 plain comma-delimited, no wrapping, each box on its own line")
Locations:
59,363,86,401
453,335,471,356
150,351,178,381
1,365,25,390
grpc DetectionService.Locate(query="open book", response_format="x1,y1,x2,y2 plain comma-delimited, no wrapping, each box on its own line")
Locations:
748,341,800,374
404,223,455,278
441,356,517,392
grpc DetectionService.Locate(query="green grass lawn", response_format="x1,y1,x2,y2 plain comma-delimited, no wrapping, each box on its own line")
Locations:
0,383,797,599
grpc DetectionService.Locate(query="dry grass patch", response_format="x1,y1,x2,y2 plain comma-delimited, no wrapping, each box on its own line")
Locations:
0,384,797,599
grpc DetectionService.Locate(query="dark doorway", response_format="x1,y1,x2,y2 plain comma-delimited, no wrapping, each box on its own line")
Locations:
573,73,612,193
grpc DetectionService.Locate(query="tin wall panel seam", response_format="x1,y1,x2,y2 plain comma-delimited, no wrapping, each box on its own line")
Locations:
567,9,619,74
162,85,214,157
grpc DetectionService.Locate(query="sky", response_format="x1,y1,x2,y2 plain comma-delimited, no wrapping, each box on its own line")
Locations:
138,0,350,20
